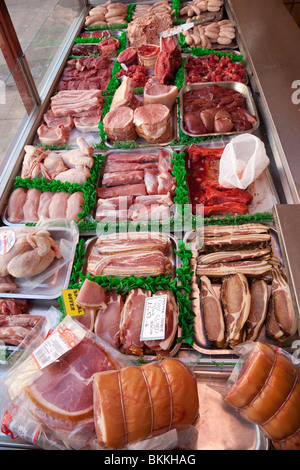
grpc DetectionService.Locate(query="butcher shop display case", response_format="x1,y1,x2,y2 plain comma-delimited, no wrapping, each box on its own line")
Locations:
0,0,300,452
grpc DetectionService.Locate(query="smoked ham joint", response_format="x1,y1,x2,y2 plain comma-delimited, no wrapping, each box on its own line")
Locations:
0,0,299,452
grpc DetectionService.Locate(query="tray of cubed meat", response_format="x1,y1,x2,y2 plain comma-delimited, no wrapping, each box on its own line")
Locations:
95,147,176,223
185,54,247,84
180,82,259,137
183,222,299,356
184,142,278,218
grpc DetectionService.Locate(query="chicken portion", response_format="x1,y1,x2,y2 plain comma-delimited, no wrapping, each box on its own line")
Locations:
0,228,61,289
20,137,94,184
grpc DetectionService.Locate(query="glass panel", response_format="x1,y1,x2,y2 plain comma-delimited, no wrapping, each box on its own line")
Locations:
0,59,37,166
18,0,87,90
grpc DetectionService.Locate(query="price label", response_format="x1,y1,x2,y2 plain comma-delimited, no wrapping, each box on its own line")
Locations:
62,288,85,317
140,295,167,341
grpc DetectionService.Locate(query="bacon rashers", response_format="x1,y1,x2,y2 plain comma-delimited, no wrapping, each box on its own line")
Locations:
196,223,297,349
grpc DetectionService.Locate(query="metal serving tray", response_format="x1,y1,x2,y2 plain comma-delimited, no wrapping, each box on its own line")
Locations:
181,139,279,216
104,96,179,148
79,231,182,359
189,367,269,450
93,146,178,224
0,226,77,299
183,224,300,357
179,81,260,138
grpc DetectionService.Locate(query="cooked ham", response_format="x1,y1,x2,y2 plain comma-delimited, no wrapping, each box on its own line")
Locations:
37,124,69,146
103,106,136,142
133,104,170,143
43,109,74,132
144,77,178,110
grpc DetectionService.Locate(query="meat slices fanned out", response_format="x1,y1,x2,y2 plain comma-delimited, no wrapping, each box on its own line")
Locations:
87,250,173,278
75,278,107,311
144,290,179,354
119,288,151,355
94,290,124,347
144,77,178,110
73,112,102,133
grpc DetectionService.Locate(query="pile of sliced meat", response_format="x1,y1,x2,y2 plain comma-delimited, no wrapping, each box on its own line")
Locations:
185,54,247,84
186,144,253,216
86,232,173,278
76,262,178,357
197,224,297,349
183,84,257,135
96,150,175,221
20,137,94,185
57,56,113,92
38,90,104,145
0,298,44,346
6,188,85,223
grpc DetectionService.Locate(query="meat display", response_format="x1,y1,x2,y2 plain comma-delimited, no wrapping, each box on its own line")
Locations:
186,55,246,84
186,144,253,216
196,224,297,349
96,150,175,222
20,137,94,184
76,276,179,358
182,84,257,135
0,227,61,291
223,342,300,450
57,56,113,92
93,358,199,449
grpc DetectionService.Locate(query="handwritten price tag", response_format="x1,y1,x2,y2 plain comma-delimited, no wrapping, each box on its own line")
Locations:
140,295,167,341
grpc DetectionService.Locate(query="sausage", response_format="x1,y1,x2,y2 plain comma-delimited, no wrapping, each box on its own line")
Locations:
224,342,276,409
239,351,298,424
105,9,126,19
217,36,233,45
85,15,106,26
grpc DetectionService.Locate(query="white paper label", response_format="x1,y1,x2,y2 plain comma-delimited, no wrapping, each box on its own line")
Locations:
31,320,85,369
0,230,16,255
140,295,167,341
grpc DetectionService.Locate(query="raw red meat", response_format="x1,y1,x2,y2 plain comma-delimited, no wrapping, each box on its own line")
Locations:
117,47,138,67
186,55,246,84
116,64,149,88
155,37,182,85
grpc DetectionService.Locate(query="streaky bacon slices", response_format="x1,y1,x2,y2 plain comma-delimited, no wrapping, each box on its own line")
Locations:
93,232,171,255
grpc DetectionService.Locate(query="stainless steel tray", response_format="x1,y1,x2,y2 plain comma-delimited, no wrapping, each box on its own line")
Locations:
93,146,178,224
79,232,182,359
0,226,77,299
184,224,300,356
189,367,269,450
179,81,260,138
181,139,279,216
104,97,179,148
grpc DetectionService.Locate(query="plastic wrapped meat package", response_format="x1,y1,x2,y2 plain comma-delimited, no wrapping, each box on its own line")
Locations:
0,312,200,450
212,341,300,450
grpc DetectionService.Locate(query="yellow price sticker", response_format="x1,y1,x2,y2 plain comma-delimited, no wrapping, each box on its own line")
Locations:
62,289,85,317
